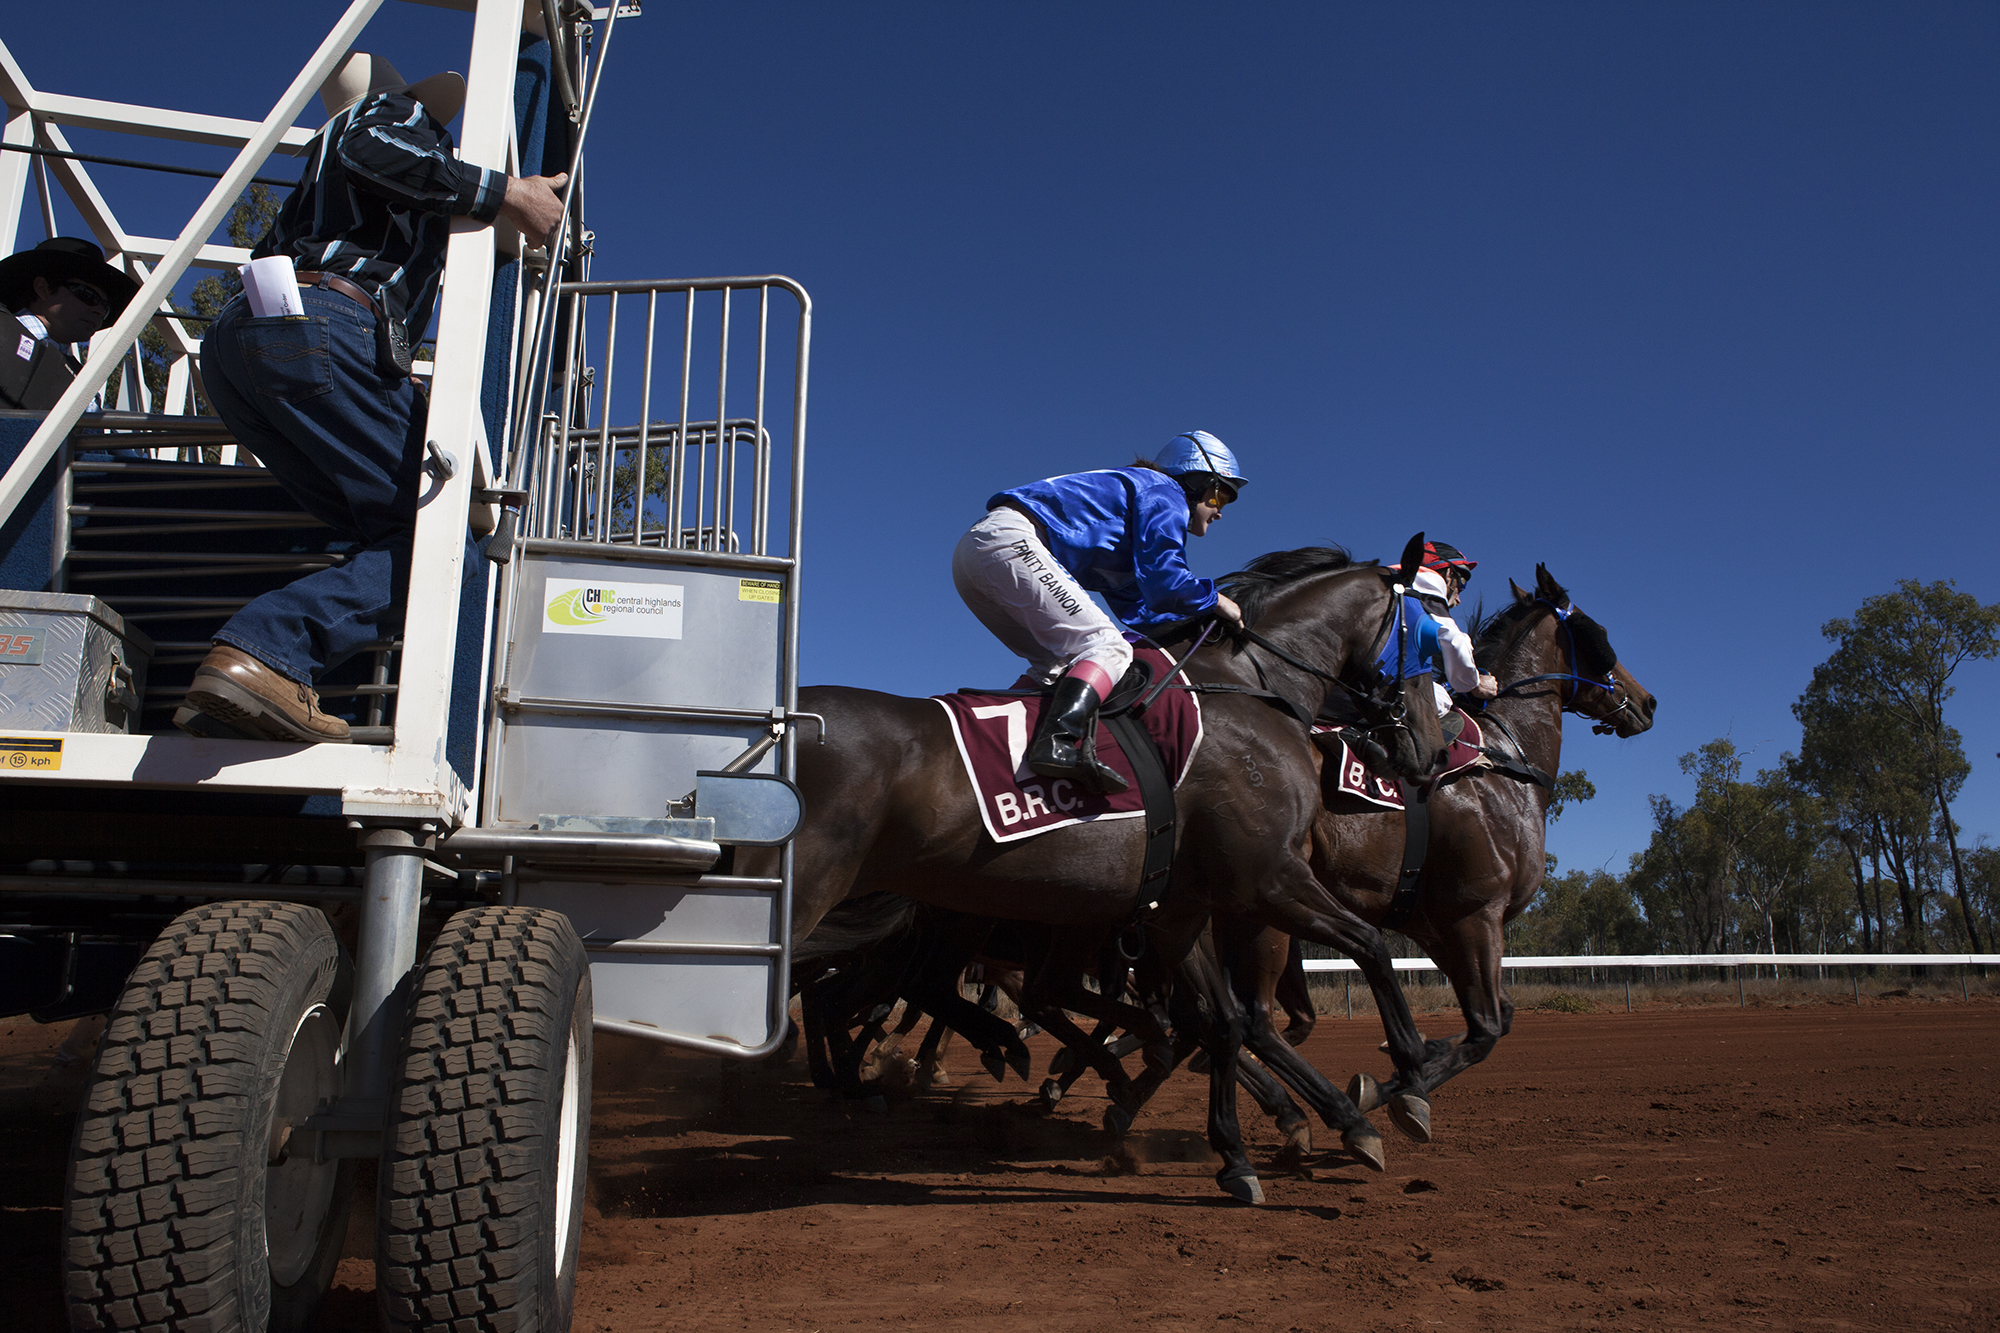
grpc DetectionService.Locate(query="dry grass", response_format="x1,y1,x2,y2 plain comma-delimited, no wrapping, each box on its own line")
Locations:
1305,969,2000,1018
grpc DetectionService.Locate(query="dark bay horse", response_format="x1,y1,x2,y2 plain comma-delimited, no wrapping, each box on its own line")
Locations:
1316,564,1658,1123
767,547,1448,1201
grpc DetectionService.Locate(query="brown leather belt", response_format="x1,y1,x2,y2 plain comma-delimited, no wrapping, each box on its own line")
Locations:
295,270,379,318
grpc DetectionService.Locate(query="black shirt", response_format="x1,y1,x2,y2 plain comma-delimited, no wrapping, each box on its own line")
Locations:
254,91,505,337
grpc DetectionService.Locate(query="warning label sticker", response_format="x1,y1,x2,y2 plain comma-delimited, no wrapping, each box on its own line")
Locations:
542,579,684,639
0,736,62,772
738,579,782,604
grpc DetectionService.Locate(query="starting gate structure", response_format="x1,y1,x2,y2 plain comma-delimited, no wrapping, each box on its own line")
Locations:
0,3,811,1329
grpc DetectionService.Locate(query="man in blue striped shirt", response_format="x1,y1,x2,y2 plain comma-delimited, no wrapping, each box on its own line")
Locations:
179,52,565,743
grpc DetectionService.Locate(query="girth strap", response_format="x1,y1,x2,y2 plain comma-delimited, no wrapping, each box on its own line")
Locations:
1101,711,1178,913
1384,780,1431,930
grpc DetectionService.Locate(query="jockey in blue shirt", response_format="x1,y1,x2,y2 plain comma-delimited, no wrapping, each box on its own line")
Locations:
953,430,1247,794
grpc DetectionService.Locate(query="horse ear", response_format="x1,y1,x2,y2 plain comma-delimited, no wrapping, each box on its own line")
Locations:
1397,532,1425,586
1535,563,1567,605
1509,578,1530,602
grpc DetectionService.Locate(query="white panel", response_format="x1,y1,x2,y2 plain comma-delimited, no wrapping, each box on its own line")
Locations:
590,955,771,1049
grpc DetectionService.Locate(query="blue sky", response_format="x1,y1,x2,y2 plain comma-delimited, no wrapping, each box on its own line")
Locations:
10,2,1997,875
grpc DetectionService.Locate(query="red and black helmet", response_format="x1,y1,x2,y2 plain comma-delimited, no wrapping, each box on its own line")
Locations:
1421,541,1477,577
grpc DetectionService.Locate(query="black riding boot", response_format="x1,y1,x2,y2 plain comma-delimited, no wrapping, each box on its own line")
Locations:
1028,676,1129,795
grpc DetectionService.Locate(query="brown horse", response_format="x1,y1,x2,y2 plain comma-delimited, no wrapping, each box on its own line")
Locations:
771,546,1448,1201
1318,564,1658,1122
1063,565,1658,1153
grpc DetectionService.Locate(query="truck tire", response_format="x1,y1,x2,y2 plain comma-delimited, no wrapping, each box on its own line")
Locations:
377,906,593,1333
62,900,355,1333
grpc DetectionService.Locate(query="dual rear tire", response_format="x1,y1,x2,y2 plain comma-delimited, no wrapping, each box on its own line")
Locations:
60,901,592,1333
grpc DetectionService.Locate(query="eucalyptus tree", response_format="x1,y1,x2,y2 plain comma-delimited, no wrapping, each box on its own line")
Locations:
1800,581,1998,951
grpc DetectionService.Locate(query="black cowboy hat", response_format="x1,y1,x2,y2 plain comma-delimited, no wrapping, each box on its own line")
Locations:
0,237,141,319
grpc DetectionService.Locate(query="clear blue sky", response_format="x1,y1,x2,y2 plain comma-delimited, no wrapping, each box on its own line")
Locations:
11,2,1997,875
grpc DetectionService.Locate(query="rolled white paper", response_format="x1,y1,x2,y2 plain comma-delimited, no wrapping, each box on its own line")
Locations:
240,255,305,318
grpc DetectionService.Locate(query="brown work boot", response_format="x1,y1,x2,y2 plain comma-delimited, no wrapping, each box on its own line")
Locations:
174,645,351,743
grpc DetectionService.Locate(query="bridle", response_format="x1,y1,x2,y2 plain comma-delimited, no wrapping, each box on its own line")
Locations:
1488,597,1635,730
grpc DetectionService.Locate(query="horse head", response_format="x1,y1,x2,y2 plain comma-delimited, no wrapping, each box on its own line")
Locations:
1216,544,1448,779
1496,564,1657,738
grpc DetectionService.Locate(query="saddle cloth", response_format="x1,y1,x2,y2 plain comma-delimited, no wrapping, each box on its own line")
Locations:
935,645,1203,844
1314,707,1488,810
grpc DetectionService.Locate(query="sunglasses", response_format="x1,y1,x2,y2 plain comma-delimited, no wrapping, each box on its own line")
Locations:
1204,482,1237,511
63,281,110,311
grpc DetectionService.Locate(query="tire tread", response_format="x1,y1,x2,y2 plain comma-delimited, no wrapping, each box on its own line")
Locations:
62,901,330,1333
378,906,587,1333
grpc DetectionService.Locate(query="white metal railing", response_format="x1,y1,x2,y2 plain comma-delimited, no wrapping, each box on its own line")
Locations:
1301,952,2000,972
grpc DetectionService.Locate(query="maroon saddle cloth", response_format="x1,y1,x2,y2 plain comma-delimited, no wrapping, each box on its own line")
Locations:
1313,707,1488,809
933,645,1203,844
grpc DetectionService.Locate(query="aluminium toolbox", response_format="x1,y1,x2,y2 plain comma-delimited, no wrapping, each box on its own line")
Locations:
0,591,153,734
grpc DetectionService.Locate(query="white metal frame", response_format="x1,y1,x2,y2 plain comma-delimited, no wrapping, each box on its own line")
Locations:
0,0,531,822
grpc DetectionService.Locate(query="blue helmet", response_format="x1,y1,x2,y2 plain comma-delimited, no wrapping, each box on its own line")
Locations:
1154,430,1248,494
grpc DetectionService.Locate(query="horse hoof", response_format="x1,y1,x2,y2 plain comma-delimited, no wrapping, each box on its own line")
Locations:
1049,1048,1077,1077
1009,1049,1033,1081
1218,1170,1265,1205
1343,1125,1388,1173
1039,1078,1065,1111
1104,1105,1134,1140
1283,1119,1314,1159
1347,1071,1383,1114
1142,1039,1175,1075
1188,1050,1212,1075
1388,1093,1432,1143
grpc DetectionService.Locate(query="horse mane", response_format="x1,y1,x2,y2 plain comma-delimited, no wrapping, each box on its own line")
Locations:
1469,570,1578,673
1218,545,1377,628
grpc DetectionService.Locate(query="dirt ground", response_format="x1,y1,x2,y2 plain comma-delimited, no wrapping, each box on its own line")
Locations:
4,997,1997,1332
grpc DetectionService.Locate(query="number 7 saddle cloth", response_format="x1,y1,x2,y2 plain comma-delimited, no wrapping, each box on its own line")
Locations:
933,645,1203,844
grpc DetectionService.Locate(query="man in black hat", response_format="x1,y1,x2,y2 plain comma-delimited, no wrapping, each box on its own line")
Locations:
174,51,565,744
0,237,140,406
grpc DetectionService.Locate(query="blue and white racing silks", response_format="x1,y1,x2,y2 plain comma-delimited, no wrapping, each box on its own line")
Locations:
989,467,1219,635
1374,594,1441,681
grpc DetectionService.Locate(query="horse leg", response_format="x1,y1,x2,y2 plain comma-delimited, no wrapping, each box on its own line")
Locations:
1258,868,1435,1135
1401,910,1511,1100
1274,934,1318,1047
1221,919,1386,1171
1182,933,1262,1203
1234,1053,1313,1164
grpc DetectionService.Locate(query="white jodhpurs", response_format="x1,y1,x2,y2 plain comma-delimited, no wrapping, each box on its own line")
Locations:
953,506,1133,689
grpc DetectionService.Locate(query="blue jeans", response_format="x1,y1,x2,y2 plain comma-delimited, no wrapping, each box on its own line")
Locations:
201,289,442,685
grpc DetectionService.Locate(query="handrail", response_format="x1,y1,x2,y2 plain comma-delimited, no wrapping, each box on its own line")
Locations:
0,0,385,531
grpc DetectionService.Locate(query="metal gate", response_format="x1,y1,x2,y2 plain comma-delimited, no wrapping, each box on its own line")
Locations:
479,275,812,1053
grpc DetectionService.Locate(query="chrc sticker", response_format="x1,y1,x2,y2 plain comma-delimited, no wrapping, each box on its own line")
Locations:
543,579,683,639
738,579,782,604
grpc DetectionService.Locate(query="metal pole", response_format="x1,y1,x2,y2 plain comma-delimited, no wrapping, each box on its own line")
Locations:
1345,974,1351,1019
1624,970,1631,1013
1853,966,1859,1004
344,825,430,1107
1737,968,1745,1008
1963,966,1969,1002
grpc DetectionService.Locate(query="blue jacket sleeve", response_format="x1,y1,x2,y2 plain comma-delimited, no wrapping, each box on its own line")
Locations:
1127,474,1218,620
337,93,505,222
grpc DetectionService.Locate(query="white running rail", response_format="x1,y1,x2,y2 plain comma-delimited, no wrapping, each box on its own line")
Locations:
1301,953,2000,972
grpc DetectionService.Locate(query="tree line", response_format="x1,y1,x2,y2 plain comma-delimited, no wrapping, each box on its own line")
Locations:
1507,580,1999,958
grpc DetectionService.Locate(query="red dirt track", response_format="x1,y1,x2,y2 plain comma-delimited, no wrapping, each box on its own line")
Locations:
5,999,1998,1331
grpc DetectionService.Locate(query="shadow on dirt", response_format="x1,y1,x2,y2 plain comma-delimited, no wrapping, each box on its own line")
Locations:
587,1034,1378,1220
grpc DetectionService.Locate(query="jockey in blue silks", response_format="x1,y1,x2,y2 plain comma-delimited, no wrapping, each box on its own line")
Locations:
953,431,1248,795
1408,540,1498,716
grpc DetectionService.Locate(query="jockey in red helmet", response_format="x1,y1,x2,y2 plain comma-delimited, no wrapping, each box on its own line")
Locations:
1410,541,1497,714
